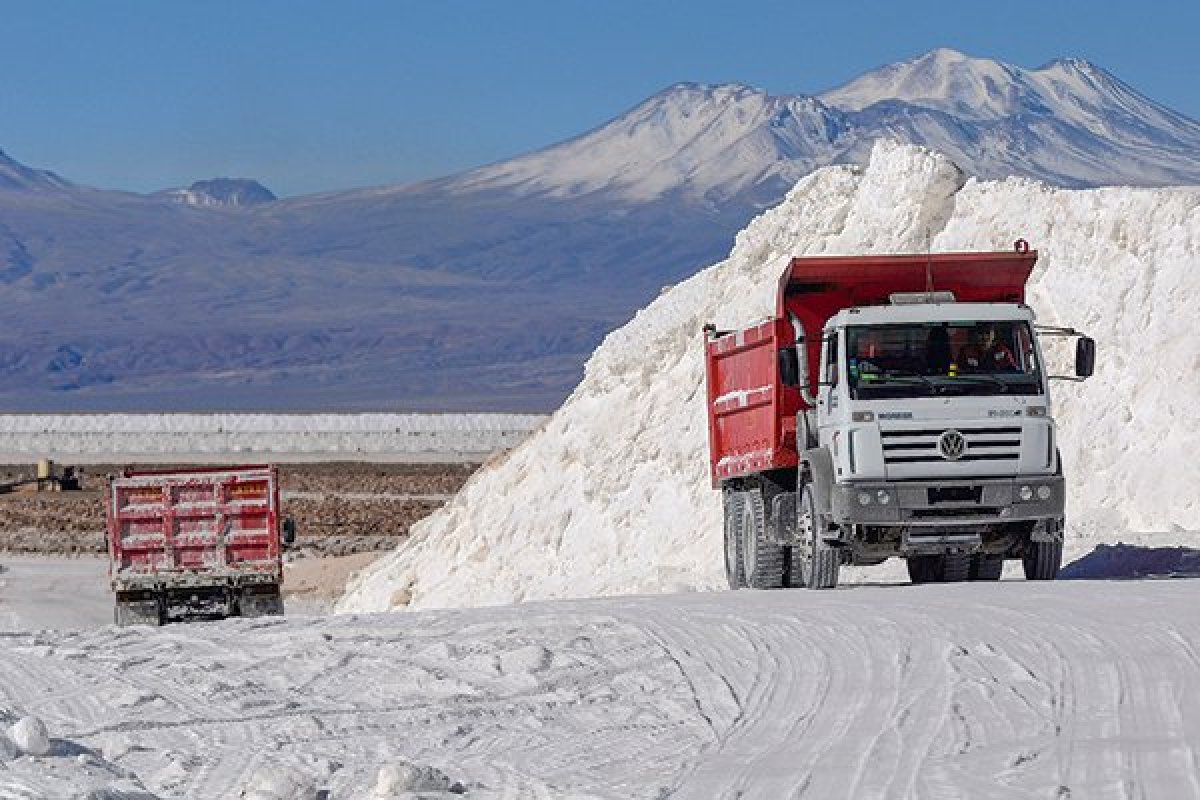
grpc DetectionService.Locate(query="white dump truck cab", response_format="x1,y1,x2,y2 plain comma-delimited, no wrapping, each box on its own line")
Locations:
807,298,1089,582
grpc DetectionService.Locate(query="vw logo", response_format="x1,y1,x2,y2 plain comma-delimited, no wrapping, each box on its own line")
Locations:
938,430,967,461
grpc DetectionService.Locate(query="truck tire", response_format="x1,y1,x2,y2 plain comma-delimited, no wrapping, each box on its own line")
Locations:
740,489,785,589
970,554,1004,581
940,553,971,583
906,555,940,585
796,484,839,589
723,490,745,589
1023,540,1062,580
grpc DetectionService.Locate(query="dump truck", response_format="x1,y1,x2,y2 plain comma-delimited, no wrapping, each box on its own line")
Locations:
106,464,295,625
704,242,1094,589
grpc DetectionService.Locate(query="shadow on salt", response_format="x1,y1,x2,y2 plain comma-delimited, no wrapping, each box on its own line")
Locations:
1060,542,1200,580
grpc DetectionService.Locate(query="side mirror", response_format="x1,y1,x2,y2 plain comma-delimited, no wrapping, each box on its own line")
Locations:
282,517,296,546
1075,336,1095,379
778,348,799,387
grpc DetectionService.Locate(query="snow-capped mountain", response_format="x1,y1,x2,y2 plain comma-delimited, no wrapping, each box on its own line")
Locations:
1,49,1198,412
443,83,838,205
442,48,1200,202
160,178,277,207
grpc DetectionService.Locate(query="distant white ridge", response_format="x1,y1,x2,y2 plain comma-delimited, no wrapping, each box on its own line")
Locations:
0,413,546,463
340,140,1200,613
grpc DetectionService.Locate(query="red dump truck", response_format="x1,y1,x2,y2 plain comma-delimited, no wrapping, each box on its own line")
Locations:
704,243,1094,589
106,464,295,625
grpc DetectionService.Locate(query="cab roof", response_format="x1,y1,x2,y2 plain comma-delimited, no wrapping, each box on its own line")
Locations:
827,302,1036,329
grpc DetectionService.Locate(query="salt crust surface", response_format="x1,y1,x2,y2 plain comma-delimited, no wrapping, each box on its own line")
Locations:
341,141,1200,613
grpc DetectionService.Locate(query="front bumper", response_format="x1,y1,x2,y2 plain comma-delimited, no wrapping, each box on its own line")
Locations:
831,476,1064,527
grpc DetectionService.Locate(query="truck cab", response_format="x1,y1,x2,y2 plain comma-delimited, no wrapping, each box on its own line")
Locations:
704,244,1094,589
811,299,1084,583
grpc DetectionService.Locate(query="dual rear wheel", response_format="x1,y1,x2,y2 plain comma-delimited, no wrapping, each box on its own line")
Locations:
723,484,839,590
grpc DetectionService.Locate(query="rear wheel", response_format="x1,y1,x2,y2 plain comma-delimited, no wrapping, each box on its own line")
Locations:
940,553,971,583
970,554,1004,581
796,484,839,590
723,490,745,590
906,555,940,584
1023,540,1062,581
740,489,785,589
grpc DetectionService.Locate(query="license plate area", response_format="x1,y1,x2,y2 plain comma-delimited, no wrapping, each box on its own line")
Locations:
928,486,983,505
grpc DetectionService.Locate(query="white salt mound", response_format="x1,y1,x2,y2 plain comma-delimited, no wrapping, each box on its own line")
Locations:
340,140,1200,613
9,715,51,756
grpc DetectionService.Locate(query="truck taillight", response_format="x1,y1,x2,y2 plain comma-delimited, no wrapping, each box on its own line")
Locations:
230,481,268,499
125,488,160,505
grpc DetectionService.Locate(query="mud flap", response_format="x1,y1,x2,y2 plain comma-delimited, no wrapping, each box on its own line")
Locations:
239,584,285,617
114,591,163,627
801,447,835,518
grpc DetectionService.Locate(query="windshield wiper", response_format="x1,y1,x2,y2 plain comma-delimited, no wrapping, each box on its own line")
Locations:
953,374,1010,393
865,370,943,394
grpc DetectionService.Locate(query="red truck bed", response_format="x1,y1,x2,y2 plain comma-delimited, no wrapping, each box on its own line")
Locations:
106,464,283,591
705,248,1037,486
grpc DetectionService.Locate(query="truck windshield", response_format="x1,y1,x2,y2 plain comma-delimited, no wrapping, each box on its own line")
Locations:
846,320,1043,399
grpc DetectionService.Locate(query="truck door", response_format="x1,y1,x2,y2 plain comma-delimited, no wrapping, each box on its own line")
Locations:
817,328,847,447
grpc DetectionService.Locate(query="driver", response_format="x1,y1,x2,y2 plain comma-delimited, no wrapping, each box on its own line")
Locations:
957,324,1017,372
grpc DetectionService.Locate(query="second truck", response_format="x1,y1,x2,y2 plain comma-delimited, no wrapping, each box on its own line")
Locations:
704,242,1094,589
106,464,296,625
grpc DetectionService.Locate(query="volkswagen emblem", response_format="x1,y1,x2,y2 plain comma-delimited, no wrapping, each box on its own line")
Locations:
938,430,967,461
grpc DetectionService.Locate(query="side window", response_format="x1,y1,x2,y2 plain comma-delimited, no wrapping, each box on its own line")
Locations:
1015,324,1039,374
825,334,839,386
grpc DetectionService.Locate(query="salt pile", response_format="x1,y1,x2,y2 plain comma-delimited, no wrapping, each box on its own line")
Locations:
340,140,1200,613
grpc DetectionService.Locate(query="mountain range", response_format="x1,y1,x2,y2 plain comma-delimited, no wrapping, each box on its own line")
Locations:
2,48,1199,411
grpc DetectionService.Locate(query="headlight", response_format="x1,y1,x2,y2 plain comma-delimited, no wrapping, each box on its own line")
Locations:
876,489,892,505
1025,406,1048,417
1036,485,1052,500
1018,485,1034,501
857,491,873,506
852,411,875,422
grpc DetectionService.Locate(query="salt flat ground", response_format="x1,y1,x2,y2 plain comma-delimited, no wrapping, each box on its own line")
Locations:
0,566,1197,799
0,555,112,632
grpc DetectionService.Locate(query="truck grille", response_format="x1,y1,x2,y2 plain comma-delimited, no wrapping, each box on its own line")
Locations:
881,426,1022,464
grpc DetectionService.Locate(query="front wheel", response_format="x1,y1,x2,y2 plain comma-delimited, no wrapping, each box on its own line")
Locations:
906,555,940,585
1023,540,1062,581
796,484,839,590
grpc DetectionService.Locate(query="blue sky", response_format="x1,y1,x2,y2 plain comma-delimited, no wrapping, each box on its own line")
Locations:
2,0,1197,197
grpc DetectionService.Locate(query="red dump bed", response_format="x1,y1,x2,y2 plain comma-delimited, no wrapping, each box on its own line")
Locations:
705,248,1038,486
106,465,283,590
